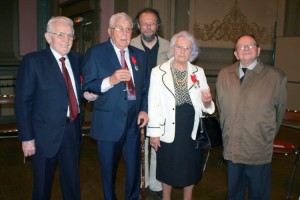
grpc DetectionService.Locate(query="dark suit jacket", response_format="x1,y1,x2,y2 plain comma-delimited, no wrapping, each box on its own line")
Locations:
15,47,83,158
82,40,149,141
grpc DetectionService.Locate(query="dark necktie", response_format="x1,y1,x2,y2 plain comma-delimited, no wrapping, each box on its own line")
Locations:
59,57,79,122
120,50,136,100
240,68,248,84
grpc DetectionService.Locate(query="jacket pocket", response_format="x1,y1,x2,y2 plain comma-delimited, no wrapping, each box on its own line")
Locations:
147,118,166,137
160,119,166,136
258,123,268,143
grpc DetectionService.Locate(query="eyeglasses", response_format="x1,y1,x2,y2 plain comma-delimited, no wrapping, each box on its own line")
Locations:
175,45,192,52
47,32,76,40
139,22,158,28
110,27,133,33
236,43,257,51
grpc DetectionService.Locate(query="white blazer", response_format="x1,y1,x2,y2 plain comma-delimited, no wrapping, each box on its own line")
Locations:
147,58,215,143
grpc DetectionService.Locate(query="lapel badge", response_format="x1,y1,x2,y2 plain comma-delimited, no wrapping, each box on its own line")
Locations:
131,56,138,71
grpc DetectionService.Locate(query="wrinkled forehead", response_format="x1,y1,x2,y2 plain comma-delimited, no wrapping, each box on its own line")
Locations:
111,17,133,28
49,21,73,33
140,12,157,21
236,36,256,45
175,36,192,46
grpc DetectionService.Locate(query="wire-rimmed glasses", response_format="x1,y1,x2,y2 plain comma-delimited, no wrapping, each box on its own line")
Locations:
47,32,76,40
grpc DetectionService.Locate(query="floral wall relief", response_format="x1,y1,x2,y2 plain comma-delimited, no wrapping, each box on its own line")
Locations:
190,0,282,49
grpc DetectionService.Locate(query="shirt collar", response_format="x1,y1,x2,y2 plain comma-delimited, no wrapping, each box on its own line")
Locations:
239,59,258,77
50,47,68,61
239,59,258,70
110,39,129,54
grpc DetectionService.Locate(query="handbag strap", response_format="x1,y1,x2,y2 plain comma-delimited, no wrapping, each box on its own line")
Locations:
203,149,210,171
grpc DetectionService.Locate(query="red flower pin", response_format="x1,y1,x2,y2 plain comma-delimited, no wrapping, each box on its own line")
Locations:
80,75,83,83
131,56,138,71
190,75,199,88
190,75,197,83
131,56,137,65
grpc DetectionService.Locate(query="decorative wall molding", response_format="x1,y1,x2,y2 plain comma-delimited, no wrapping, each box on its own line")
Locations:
189,0,283,50
193,1,273,45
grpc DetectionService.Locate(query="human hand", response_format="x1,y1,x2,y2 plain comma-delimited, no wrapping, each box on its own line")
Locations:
150,137,160,151
201,88,212,107
22,140,36,157
109,69,131,86
84,91,98,101
137,111,148,128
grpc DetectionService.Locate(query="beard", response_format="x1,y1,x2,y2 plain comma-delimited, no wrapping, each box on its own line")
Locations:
141,32,156,42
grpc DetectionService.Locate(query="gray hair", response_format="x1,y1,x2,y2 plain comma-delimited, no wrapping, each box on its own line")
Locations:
46,16,74,33
167,31,200,62
109,12,133,28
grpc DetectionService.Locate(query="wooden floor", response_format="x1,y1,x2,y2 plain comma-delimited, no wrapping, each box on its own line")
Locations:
0,126,299,200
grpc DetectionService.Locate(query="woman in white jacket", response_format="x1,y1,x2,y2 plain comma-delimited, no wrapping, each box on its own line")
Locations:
147,31,215,200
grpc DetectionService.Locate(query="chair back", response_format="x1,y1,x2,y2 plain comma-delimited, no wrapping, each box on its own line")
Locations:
0,95,14,105
0,95,18,137
283,110,300,123
275,109,300,199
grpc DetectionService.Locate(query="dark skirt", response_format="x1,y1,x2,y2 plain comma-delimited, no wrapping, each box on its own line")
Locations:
156,103,203,187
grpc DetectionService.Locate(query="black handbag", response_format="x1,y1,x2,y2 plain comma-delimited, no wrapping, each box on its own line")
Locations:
195,112,223,149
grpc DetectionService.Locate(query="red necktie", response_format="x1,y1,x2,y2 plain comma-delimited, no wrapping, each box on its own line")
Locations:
120,50,136,100
59,57,79,122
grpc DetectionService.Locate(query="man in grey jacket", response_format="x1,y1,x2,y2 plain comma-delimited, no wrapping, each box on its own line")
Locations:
216,34,287,200
131,8,170,198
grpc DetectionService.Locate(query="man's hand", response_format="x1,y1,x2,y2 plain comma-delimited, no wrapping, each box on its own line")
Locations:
84,91,99,101
22,140,36,157
109,69,131,86
137,111,148,128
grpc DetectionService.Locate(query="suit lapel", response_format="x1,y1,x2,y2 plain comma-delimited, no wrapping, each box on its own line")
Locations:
128,47,139,86
161,60,175,97
188,64,198,90
45,48,67,90
128,46,143,103
106,41,122,71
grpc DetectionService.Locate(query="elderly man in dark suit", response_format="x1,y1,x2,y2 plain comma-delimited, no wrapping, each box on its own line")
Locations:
15,16,96,200
82,12,149,200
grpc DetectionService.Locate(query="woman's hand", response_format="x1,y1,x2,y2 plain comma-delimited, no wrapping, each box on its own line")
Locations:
150,137,160,151
201,88,212,107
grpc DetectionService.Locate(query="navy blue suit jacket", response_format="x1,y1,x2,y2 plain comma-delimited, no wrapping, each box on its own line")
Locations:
15,48,83,158
82,40,149,141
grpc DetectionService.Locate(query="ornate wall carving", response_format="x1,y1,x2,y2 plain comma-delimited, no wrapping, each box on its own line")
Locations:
193,1,273,45
190,0,285,50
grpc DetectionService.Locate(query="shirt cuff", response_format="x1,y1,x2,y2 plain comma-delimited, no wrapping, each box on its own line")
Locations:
101,77,113,93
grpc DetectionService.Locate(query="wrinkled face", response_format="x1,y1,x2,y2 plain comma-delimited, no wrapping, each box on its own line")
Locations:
108,19,132,50
138,12,158,42
174,37,192,64
234,36,260,65
44,21,74,56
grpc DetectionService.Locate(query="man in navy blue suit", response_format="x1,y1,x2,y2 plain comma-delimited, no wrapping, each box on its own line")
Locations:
15,16,96,200
82,12,149,200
